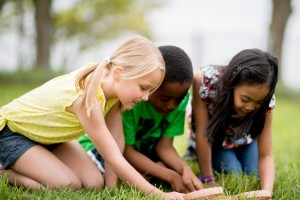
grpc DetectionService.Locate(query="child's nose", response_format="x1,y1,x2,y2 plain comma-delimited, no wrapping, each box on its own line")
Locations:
141,93,149,101
166,100,176,111
245,104,256,111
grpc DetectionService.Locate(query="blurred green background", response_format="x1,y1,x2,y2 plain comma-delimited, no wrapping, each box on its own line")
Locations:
1,0,300,199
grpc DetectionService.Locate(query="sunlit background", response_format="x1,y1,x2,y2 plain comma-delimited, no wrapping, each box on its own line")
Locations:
1,2,300,199
0,0,299,90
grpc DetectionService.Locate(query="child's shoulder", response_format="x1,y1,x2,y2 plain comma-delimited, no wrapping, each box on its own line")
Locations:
194,65,222,86
196,64,220,73
201,65,222,77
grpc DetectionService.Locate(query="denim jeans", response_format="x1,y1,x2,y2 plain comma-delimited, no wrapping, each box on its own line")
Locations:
212,140,258,176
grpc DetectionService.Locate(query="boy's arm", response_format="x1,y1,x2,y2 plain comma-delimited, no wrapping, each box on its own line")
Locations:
124,144,194,193
124,144,179,183
156,137,202,191
257,110,274,193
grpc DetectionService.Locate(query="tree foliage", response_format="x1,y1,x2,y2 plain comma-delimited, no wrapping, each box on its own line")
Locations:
0,0,163,69
53,0,160,50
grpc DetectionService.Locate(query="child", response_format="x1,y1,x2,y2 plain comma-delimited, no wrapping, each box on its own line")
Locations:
188,49,278,193
0,35,184,200
123,45,203,193
79,45,203,193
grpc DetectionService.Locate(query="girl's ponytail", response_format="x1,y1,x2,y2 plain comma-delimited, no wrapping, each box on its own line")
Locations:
75,35,165,117
76,61,106,117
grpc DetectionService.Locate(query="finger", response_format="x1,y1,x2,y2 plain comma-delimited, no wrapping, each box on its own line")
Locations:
193,178,203,190
185,181,197,192
181,187,188,193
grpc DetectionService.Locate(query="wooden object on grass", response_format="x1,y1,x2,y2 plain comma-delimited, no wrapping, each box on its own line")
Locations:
232,190,272,200
184,187,224,200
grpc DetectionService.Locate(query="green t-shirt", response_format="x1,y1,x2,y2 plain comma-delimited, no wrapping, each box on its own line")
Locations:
78,93,190,157
123,93,190,160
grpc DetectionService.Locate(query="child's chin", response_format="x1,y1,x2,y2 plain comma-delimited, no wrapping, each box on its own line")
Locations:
125,104,135,110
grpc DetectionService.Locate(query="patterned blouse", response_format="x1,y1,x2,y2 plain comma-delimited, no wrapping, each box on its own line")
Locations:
199,65,275,149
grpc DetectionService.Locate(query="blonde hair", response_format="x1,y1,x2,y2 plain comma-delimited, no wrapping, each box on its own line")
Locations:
76,35,165,117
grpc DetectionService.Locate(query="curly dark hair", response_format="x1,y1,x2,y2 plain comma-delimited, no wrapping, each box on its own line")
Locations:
158,45,193,84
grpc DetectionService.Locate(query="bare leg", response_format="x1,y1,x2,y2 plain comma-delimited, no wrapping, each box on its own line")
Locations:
51,140,104,189
105,106,124,188
1,168,45,190
10,141,102,190
11,145,82,190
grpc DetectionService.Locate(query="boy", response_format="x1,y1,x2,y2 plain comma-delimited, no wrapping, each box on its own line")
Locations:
122,45,202,193
79,45,202,192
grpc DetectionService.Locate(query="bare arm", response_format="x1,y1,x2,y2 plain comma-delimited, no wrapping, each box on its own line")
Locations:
257,110,275,192
124,144,187,192
68,96,167,197
156,137,203,191
192,71,214,178
104,101,124,188
124,144,173,182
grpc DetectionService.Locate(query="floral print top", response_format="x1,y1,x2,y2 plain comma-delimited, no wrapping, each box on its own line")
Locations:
199,65,275,149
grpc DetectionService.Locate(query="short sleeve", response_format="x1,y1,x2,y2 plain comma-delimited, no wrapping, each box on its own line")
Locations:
199,65,222,103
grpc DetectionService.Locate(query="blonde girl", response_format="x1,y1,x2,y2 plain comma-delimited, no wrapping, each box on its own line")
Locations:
0,35,184,199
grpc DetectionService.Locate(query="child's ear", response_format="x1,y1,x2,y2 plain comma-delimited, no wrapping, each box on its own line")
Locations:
113,66,124,81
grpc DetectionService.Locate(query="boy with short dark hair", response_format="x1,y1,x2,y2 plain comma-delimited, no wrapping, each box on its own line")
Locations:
123,45,202,193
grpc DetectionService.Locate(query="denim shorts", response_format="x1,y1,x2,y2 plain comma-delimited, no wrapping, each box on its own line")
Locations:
0,125,58,169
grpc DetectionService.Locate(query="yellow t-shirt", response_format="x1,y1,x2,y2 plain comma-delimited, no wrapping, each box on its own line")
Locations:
0,63,118,144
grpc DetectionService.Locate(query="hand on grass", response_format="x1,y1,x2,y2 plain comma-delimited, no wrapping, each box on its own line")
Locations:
169,171,188,193
182,166,203,192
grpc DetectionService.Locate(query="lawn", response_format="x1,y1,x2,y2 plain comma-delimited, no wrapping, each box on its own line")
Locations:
0,82,300,199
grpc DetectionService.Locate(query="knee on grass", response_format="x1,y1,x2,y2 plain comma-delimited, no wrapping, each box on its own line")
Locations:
83,174,104,190
46,175,82,190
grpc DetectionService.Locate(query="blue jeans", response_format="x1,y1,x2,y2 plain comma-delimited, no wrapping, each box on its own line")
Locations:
212,140,258,176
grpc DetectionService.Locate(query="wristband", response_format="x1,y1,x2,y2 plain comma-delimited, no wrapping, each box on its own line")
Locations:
199,175,214,183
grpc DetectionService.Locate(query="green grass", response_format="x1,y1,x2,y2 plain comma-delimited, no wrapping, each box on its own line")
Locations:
1,81,300,199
